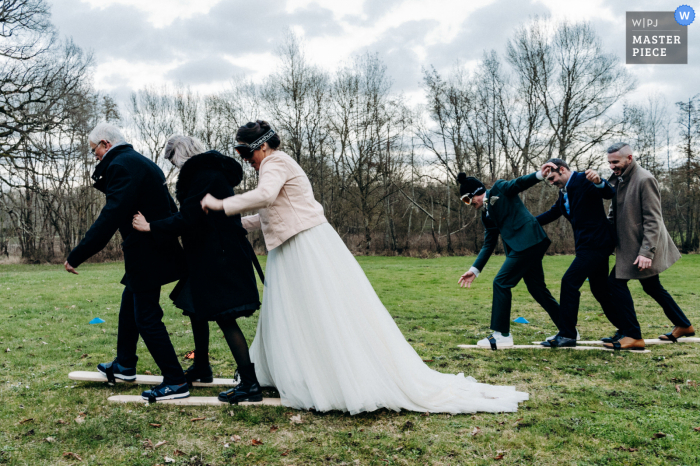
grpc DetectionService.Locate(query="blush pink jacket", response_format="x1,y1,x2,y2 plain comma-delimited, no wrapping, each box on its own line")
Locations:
222,150,327,250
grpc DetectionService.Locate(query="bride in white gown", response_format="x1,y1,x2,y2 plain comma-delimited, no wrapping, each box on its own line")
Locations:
201,121,528,414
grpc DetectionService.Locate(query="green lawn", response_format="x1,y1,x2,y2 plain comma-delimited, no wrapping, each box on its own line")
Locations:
1,255,699,465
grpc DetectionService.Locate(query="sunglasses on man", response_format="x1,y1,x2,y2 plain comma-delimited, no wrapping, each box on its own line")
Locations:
234,129,276,159
460,193,474,205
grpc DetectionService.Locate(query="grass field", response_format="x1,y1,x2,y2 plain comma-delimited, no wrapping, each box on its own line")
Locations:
1,255,699,465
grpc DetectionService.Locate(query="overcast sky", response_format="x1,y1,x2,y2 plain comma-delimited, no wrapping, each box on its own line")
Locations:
49,0,699,110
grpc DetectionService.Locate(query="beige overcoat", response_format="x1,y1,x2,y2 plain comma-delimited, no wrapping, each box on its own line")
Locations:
608,159,680,279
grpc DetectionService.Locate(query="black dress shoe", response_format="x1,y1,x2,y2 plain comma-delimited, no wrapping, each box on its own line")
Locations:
601,330,623,343
547,335,577,348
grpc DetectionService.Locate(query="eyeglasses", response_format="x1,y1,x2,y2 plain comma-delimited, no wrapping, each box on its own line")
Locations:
90,141,104,155
234,129,276,160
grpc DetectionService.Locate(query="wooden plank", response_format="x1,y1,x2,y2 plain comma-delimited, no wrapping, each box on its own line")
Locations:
457,345,651,353
532,338,700,346
108,395,282,406
69,371,238,387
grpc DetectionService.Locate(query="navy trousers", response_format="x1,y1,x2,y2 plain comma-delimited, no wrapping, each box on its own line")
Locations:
607,267,692,340
116,287,186,385
557,249,618,339
491,239,560,334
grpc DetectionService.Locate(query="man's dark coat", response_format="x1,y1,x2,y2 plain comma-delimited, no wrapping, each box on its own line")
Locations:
67,144,187,292
472,173,548,272
536,171,615,252
150,151,260,321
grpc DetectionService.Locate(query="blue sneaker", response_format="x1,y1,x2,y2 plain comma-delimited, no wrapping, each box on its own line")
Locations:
141,382,190,402
97,358,136,382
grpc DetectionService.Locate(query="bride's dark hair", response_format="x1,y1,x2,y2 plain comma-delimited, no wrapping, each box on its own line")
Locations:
236,120,281,149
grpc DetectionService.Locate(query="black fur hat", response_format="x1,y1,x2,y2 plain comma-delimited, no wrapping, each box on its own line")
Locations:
457,172,486,199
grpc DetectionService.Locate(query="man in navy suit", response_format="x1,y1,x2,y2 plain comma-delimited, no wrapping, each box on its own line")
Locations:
536,159,619,347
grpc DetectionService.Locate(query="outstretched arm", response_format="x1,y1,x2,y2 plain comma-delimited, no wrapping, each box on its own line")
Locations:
500,171,544,197
471,219,500,273
67,165,136,268
148,172,218,240
202,157,288,216
585,169,615,199
459,221,499,288
536,201,563,226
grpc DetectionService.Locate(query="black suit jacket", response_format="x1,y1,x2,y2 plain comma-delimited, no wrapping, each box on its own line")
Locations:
67,144,187,292
536,171,615,253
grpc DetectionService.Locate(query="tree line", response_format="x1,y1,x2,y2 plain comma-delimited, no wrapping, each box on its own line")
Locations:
1,1,699,262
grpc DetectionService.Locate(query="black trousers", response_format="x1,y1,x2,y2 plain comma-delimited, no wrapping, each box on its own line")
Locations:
491,239,560,334
116,287,186,385
557,249,618,339
607,267,692,340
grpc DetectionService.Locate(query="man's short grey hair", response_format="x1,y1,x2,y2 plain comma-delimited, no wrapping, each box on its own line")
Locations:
165,135,206,168
88,122,126,146
607,142,631,154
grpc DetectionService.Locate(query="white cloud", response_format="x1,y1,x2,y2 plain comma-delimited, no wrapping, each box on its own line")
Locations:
48,0,698,110
77,0,223,27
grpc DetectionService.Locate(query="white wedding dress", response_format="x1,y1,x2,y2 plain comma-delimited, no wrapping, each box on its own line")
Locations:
249,223,528,414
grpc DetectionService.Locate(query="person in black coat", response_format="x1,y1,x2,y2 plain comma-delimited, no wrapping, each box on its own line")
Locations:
64,123,189,401
132,135,263,404
536,158,618,347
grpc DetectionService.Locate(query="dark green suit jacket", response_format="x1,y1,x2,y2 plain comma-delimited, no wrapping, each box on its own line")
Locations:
472,172,548,272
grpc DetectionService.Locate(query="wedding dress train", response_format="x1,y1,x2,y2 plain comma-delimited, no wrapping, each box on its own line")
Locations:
249,223,528,414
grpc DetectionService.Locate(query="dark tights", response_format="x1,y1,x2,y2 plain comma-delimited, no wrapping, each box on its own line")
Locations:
190,317,252,369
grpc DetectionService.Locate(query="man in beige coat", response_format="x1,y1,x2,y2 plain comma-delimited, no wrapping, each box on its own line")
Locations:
603,143,695,350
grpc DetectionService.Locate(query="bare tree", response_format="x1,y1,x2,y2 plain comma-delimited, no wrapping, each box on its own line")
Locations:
261,31,332,187
507,17,636,166
329,53,406,252
674,95,700,252
128,85,176,165
624,93,668,174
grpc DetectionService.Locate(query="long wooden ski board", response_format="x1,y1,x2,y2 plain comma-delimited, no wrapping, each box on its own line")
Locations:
108,395,282,406
457,345,651,353
69,371,239,387
532,338,700,346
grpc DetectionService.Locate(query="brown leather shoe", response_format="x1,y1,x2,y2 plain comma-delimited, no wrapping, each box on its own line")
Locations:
659,325,695,342
604,336,646,351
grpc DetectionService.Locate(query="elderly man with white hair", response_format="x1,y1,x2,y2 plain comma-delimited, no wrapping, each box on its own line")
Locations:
64,122,190,401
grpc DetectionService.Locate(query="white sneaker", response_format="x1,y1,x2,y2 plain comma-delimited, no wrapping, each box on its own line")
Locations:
546,328,580,341
477,331,514,349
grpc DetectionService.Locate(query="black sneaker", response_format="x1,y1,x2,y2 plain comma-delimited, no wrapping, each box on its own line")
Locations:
218,364,262,404
184,363,214,385
97,358,136,382
601,330,623,343
141,382,190,402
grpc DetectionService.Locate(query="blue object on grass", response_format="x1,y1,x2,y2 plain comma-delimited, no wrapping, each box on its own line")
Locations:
513,317,529,324
89,317,105,324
